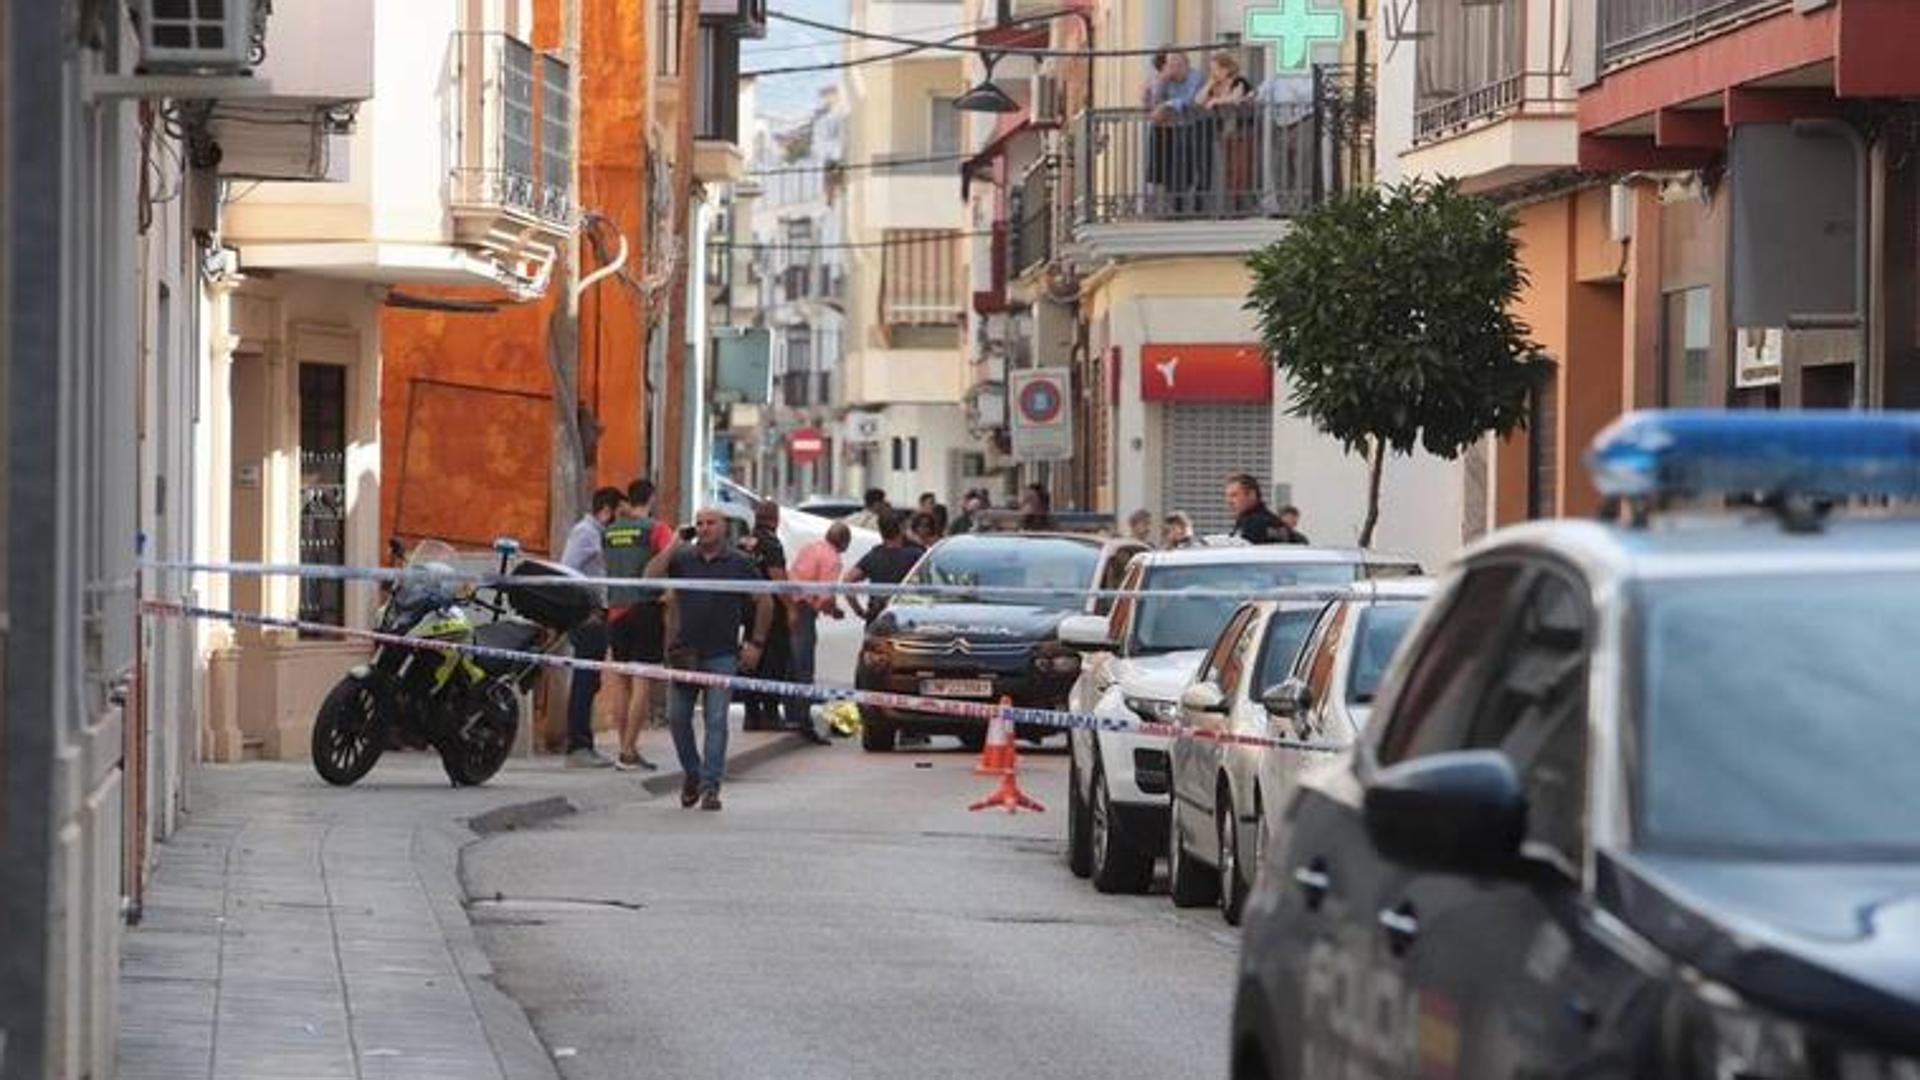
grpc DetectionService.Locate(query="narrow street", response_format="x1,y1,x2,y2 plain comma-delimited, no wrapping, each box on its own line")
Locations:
464,743,1238,1080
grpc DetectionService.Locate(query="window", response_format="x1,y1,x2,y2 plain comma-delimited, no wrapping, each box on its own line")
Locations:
891,436,904,471
1375,564,1529,765
299,364,349,630
1663,286,1713,407
1218,616,1264,700
1414,0,1523,141
655,0,682,76
908,436,920,470
1198,607,1257,690
880,229,963,326
1253,607,1330,706
539,53,572,219
929,95,961,156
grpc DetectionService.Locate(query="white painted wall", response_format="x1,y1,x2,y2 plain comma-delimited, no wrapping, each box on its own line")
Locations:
1373,0,1418,183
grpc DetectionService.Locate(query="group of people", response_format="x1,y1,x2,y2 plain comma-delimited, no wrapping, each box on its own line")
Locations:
1122,473,1309,551
1142,47,1301,216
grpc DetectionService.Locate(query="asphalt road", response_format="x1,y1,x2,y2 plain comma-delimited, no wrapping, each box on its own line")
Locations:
464,738,1242,1080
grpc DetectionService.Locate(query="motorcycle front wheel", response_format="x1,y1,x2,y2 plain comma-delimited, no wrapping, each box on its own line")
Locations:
312,678,388,786
439,684,519,787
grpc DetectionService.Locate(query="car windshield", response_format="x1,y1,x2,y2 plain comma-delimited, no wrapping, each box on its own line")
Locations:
1130,562,1359,654
901,536,1101,609
1254,607,1328,696
1347,602,1422,704
1636,573,1920,859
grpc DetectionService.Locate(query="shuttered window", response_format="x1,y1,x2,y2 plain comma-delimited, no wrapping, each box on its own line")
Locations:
880,229,962,326
1161,403,1274,535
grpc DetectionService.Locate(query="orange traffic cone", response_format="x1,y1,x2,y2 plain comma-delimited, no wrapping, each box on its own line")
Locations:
973,700,1015,776
969,703,1045,814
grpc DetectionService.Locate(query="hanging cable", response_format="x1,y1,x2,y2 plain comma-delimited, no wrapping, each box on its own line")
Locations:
767,9,1228,61
744,5,1086,78
712,230,995,253
746,152,970,178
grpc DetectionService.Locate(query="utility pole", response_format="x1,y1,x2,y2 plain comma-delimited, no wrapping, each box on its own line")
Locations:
546,0,587,554
660,0,700,520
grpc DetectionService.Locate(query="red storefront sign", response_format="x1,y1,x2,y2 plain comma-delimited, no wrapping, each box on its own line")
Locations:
789,427,826,464
1139,344,1273,403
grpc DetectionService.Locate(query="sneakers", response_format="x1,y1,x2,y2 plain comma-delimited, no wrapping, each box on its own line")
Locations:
680,776,701,808
566,748,617,769
614,749,659,772
699,785,723,812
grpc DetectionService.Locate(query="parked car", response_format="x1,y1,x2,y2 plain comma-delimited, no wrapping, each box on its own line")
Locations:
1057,548,1421,895
854,532,1145,752
1164,570,1424,923
1232,411,1920,1079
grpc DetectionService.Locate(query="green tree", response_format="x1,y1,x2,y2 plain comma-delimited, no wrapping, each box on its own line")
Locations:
1246,178,1543,547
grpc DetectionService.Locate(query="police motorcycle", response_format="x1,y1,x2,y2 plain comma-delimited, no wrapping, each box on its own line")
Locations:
310,536,594,787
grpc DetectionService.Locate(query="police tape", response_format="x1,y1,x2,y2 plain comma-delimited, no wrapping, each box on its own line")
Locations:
140,557,1391,605
137,598,1348,755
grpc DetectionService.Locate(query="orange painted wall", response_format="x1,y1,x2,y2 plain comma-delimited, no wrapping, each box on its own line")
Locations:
380,0,654,556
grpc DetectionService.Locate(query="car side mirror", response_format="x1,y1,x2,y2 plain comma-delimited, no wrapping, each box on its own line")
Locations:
1180,682,1227,714
1261,678,1312,719
1363,751,1526,875
1058,613,1114,651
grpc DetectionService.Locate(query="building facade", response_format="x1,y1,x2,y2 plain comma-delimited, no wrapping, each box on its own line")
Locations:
839,0,988,506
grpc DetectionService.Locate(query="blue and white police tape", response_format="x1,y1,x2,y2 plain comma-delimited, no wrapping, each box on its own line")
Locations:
138,598,1348,754
139,557,1385,605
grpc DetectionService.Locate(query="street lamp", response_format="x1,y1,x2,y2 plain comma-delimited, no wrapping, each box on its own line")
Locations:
955,52,1021,114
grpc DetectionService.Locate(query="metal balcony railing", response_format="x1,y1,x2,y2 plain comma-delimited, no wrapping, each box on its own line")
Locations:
451,31,570,223
1011,155,1054,277
1599,0,1792,70
1414,70,1572,144
1078,101,1322,226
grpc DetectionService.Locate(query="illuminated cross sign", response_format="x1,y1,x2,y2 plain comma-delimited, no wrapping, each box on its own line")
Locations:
1245,0,1345,75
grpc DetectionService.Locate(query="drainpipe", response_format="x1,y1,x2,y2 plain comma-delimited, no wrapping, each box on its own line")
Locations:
1788,118,1872,410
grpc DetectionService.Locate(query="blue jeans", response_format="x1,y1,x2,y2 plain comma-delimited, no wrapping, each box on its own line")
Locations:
566,617,608,752
668,654,737,789
786,607,819,732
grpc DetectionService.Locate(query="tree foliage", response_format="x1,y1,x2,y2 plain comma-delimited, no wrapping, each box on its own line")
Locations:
1246,178,1542,467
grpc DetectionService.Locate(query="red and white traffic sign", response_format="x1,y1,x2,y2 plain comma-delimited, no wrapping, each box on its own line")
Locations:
788,427,826,464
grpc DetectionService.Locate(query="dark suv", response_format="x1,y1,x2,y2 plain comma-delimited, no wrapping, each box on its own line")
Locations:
855,532,1144,752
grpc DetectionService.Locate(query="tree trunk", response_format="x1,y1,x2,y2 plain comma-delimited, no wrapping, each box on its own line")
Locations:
1358,437,1386,549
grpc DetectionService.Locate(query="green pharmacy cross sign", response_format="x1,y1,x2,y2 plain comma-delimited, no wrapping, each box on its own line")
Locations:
1245,0,1345,75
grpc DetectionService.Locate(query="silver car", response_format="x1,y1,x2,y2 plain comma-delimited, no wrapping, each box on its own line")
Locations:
1168,578,1432,924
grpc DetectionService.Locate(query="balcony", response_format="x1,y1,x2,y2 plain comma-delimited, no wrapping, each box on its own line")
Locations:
1599,0,1792,71
1010,154,1054,279
694,23,745,182
449,31,573,287
1073,101,1328,257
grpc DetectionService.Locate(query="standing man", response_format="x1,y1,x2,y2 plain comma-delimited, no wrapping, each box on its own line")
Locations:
1226,473,1299,545
1162,511,1199,549
844,511,925,623
603,478,674,771
1018,483,1058,532
949,489,987,535
785,521,850,744
560,487,627,768
1127,508,1155,546
663,508,773,811
738,501,793,732
1277,505,1310,544
847,488,890,532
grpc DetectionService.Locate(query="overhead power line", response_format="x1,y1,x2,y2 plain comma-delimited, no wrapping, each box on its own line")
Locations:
768,10,1233,61
744,13,1039,78
713,230,995,253
746,152,969,178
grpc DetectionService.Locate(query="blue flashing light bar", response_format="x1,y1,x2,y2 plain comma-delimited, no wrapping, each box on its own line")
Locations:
1587,410,1920,500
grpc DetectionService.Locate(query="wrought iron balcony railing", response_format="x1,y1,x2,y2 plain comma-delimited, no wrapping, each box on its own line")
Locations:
1599,0,1792,70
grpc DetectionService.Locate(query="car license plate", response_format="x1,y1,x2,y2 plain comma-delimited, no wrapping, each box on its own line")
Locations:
920,678,994,698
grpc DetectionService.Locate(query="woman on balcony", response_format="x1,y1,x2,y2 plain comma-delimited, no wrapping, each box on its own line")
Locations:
1196,51,1256,215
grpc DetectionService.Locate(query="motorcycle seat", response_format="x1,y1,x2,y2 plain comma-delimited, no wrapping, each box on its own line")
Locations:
471,620,543,675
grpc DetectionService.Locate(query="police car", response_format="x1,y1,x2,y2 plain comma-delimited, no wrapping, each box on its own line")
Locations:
1232,412,1920,1080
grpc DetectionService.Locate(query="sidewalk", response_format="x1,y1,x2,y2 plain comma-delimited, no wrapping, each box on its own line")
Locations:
116,720,813,1080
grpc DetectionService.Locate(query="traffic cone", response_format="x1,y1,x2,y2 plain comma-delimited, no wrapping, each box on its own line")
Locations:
969,702,1044,814
973,700,1015,777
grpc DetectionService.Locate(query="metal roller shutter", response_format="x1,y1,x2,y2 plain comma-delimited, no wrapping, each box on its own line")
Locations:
1161,403,1274,534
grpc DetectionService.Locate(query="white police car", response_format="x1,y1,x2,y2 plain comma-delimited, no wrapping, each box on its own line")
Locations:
1233,411,1920,1079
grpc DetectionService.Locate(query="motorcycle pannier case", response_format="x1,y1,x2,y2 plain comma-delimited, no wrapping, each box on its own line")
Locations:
504,559,596,632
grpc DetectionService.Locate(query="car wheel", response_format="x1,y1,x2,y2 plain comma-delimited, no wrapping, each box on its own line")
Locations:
1219,798,1250,926
1168,796,1221,909
1067,754,1093,878
1090,765,1155,895
859,716,896,752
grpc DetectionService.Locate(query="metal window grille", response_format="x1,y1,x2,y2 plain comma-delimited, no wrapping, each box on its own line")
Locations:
299,363,349,631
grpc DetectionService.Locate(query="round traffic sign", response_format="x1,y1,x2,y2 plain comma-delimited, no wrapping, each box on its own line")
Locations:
1018,377,1063,424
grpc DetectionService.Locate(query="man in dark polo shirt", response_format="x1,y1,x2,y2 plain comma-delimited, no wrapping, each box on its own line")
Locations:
1226,473,1306,545
663,507,774,811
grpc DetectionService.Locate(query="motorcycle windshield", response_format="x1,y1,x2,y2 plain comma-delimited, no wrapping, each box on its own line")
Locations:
391,539,466,613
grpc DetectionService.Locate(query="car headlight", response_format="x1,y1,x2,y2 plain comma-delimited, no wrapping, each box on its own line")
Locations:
1123,696,1180,724
1032,646,1081,676
1671,978,1920,1080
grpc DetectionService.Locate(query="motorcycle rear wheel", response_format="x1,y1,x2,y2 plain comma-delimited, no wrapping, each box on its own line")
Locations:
440,687,519,787
312,679,387,786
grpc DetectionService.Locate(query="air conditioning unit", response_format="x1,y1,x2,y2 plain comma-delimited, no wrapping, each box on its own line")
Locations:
1030,73,1064,126
134,0,260,73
